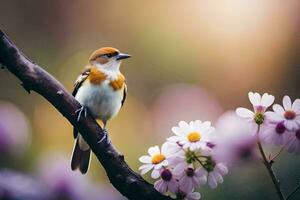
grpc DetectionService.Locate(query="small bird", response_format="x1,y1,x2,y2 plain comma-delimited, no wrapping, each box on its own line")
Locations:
71,47,130,174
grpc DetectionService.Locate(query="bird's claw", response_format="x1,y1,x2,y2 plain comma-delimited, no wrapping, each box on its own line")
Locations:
75,106,88,122
98,129,108,144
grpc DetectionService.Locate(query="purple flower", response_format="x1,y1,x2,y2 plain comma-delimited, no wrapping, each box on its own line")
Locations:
213,111,258,166
154,168,179,194
0,169,45,200
176,167,207,193
260,122,291,146
285,129,300,154
0,101,30,155
266,96,300,131
38,154,123,200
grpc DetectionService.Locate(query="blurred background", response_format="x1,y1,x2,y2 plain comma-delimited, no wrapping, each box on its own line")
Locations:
0,0,299,199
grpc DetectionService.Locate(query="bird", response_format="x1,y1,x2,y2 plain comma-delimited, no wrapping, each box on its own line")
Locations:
71,47,130,174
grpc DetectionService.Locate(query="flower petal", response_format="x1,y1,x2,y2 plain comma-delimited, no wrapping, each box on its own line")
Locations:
168,179,179,194
139,156,152,163
179,121,192,133
139,164,153,175
249,92,261,106
261,93,275,107
180,177,194,193
283,95,292,110
189,121,195,129
265,111,283,122
292,99,300,112
167,136,179,142
173,162,187,175
148,146,160,156
161,142,169,154
202,121,212,131
272,104,285,115
172,127,182,136
236,108,254,118
193,120,202,130
208,173,218,189
216,163,228,175
284,121,296,131
214,172,224,183
187,192,201,200
195,168,206,177
154,179,167,193
151,169,161,179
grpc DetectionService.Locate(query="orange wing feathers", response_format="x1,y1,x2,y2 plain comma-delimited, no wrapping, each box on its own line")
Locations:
109,73,125,91
88,66,107,85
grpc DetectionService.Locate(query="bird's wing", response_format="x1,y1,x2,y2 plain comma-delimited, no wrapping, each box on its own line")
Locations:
121,83,127,107
72,66,91,97
72,66,91,139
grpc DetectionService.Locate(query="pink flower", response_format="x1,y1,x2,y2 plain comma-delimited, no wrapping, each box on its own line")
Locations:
0,101,30,155
260,122,291,146
154,168,178,194
266,96,300,131
177,167,207,193
285,129,300,154
206,163,228,189
213,111,258,166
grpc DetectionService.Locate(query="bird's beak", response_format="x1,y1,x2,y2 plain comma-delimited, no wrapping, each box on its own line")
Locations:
116,53,131,60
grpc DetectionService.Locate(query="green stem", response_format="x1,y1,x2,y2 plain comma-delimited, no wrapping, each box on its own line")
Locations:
269,147,284,163
256,125,285,200
195,157,206,168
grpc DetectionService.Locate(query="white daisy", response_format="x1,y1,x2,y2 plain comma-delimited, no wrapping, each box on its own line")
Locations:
177,167,207,193
176,190,201,200
200,162,228,189
163,140,183,155
168,120,214,151
260,122,290,146
266,96,300,131
154,168,178,194
236,92,275,125
285,129,300,155
139,143,174,178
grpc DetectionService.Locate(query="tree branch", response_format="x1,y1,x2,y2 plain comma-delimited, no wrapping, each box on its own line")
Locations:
0,30,170,200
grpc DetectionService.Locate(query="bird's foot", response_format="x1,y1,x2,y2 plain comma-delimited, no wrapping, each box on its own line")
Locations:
98,128,108,144
75,105,88,122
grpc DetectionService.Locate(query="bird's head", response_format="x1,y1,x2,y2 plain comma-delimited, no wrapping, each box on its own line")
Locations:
89,47,130,73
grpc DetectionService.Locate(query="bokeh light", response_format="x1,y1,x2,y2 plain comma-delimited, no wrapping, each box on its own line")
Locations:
0,0,299,199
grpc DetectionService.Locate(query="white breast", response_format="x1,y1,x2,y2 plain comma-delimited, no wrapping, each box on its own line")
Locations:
75,80,124,122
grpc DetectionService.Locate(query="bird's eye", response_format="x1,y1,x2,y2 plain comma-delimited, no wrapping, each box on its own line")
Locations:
99,54,112,59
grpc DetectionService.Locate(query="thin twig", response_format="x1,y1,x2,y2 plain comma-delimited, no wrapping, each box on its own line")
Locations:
256,125,285,200
286,183,300,200
195,157,206,168
269,147,284,163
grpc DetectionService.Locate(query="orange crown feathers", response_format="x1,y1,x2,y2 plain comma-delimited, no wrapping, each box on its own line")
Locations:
89,47,120,61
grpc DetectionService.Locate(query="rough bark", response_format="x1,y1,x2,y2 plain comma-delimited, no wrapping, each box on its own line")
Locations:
0,30,171,200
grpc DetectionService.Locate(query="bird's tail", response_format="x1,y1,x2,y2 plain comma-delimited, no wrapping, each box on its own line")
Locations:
71,135,91,174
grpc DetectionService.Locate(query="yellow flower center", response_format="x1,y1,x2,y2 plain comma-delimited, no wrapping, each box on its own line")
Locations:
151,154,166,164
187,131,201,142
